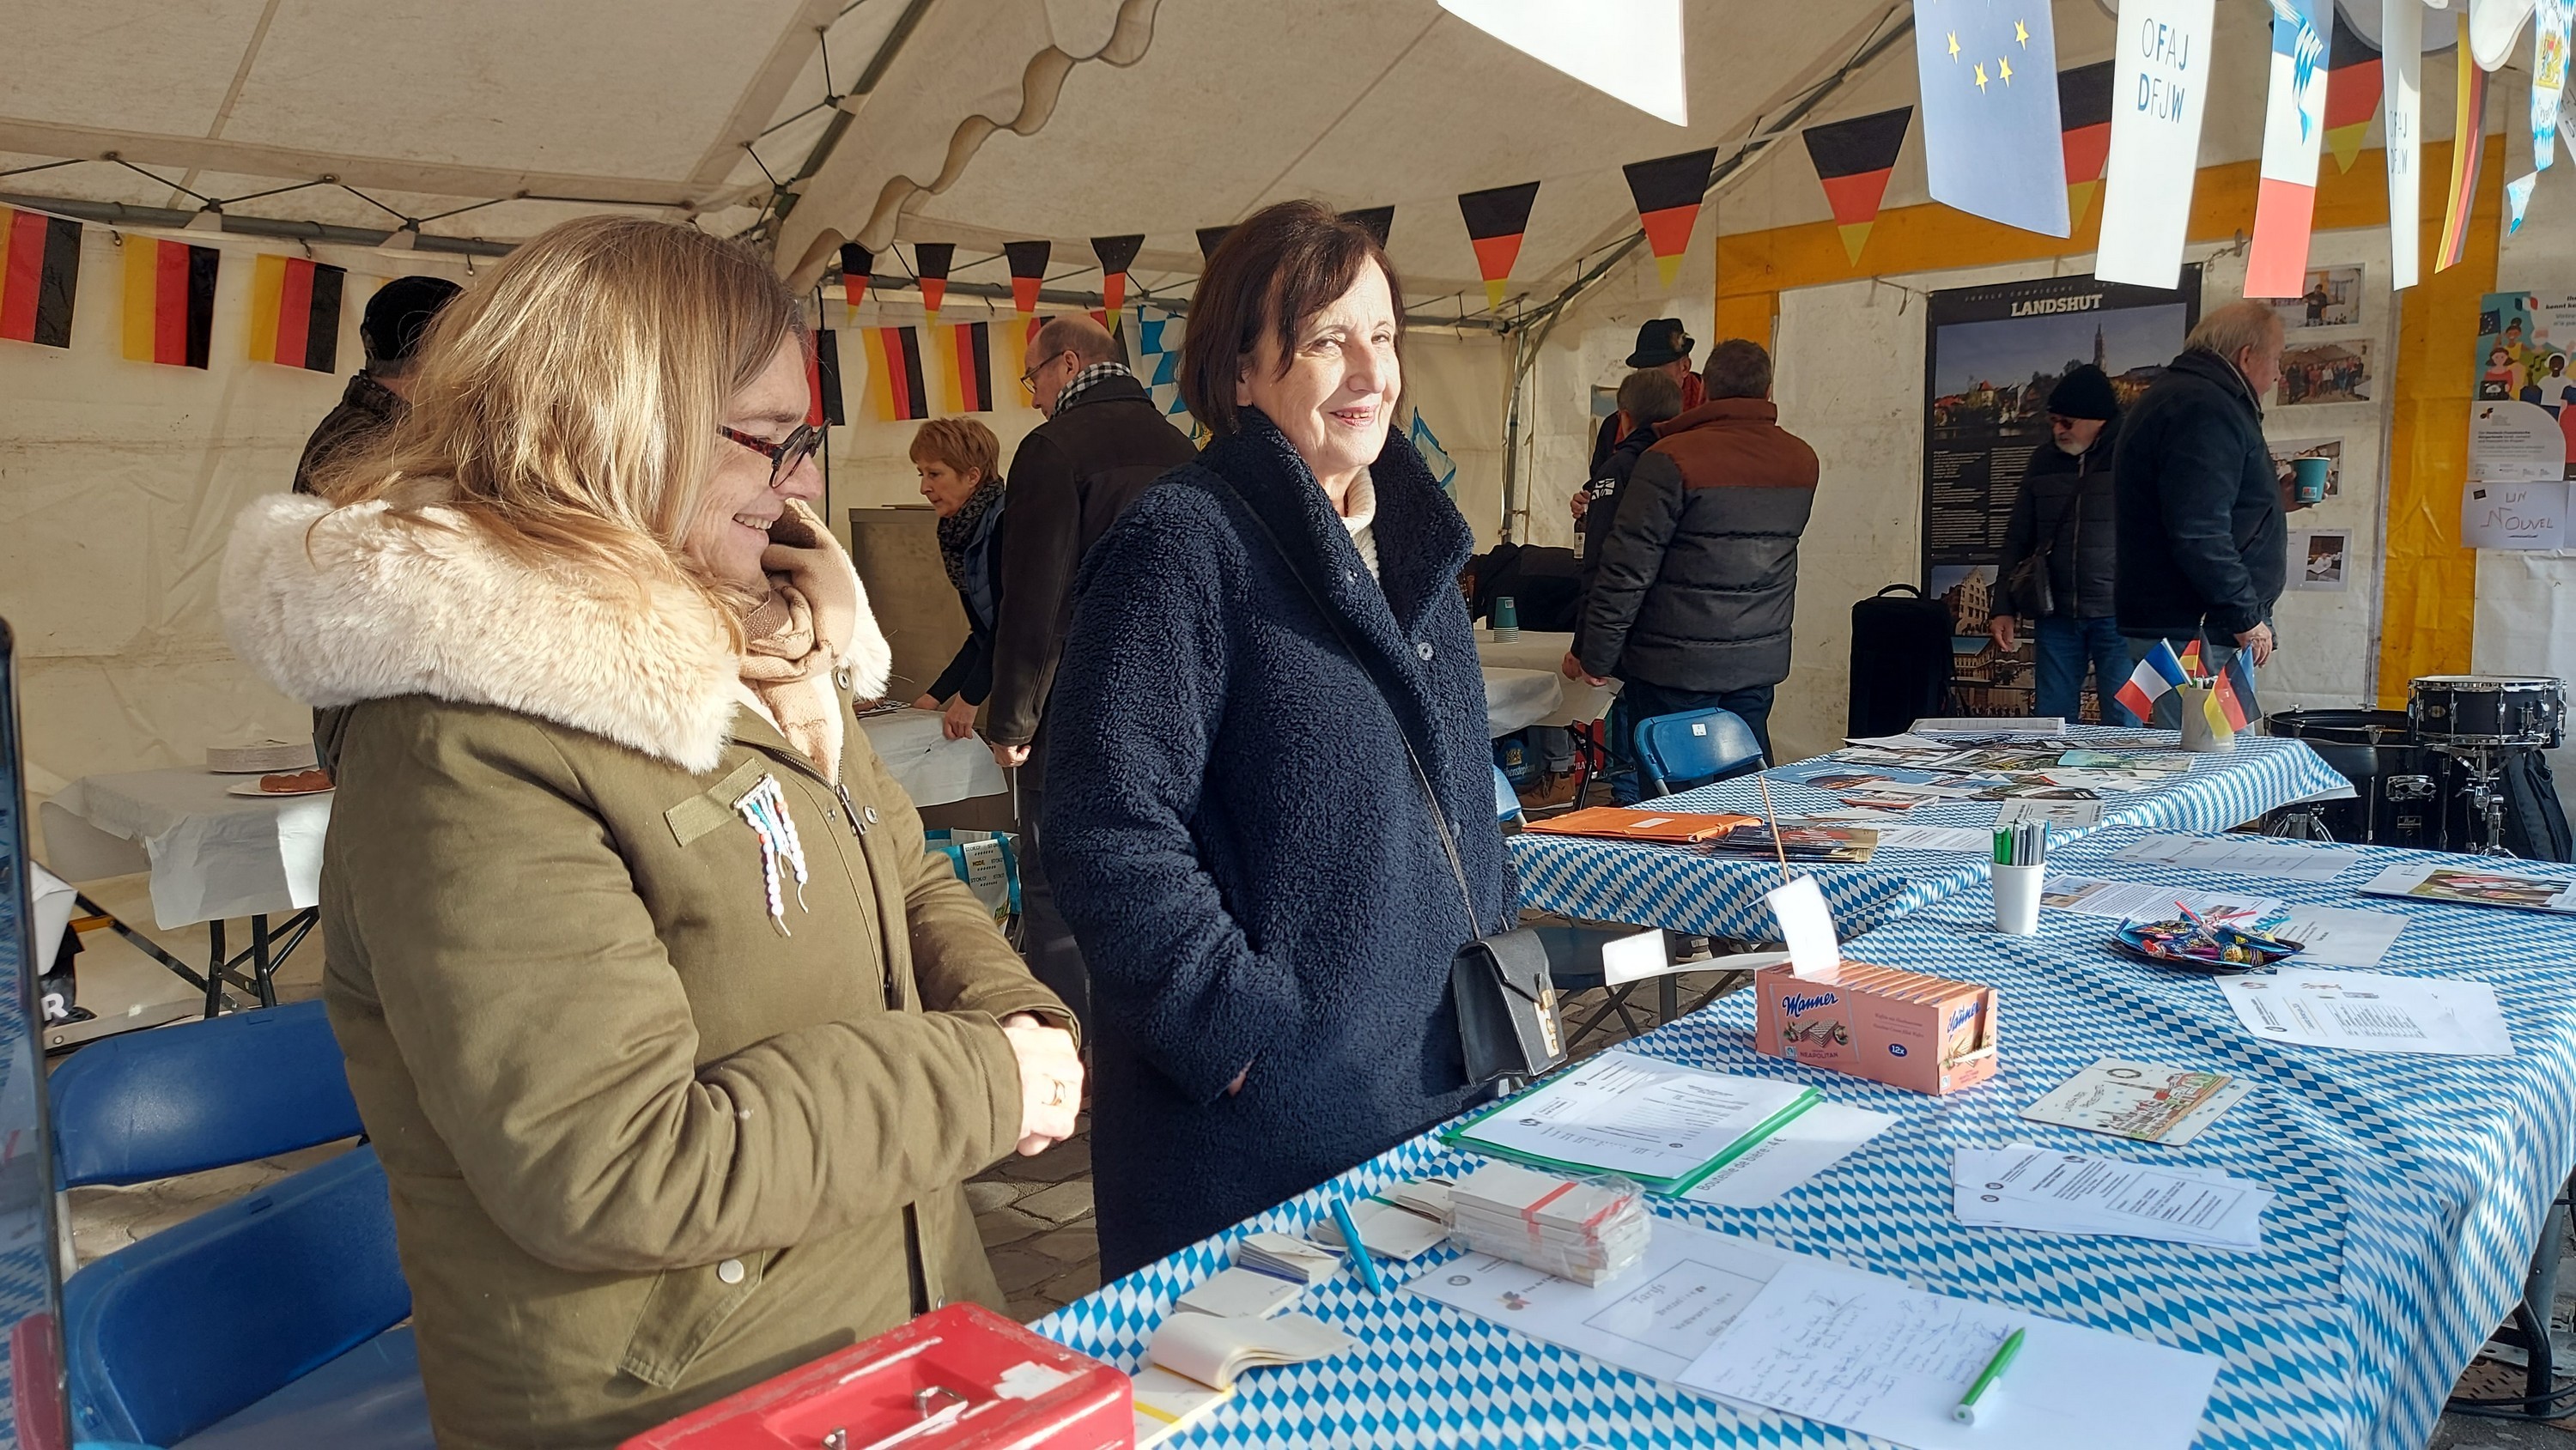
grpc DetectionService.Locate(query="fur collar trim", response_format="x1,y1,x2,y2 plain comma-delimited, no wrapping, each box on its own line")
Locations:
220,494,892,774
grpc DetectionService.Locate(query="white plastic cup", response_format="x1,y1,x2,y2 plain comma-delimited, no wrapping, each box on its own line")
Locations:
1991,863,2043,936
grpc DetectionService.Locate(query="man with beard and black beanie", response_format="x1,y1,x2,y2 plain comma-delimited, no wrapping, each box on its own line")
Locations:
1991,363,2131,723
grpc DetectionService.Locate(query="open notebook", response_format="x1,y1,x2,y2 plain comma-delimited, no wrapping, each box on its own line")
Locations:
1130,1311,1352,1446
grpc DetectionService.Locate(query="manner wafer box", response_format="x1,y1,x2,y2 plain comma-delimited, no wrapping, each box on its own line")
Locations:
1752,961,1998,1095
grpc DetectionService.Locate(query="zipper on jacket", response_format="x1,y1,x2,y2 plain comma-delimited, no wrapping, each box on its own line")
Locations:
835,782,868,836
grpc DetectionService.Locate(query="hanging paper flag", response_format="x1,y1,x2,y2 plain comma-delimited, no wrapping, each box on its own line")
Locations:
2440,43,2489,271
1340,206,1394,247
838,243,872,316
1623,148,1716,288
1195,226,1234,261
2057,63,2116,228
2384,0,2426,288
2245,0,2331,298
1913,0,2070,236
2470,0,2539,72
2536,0,2571,171
1132,304,1188,418
2322,11,2383,175
866,325,928,422
1002,240,1049,317
246,255,345,373
2098,0,2215,288
1091,234,1143,324
1436,0,1687,125
1455,180,1540,311
935,321,995,414
912,243,953,321
2508,172,2539,232
120,237,217,368
1799,109,1911,266
0,207,81,349
809,329,846,427
1408,410,1457,494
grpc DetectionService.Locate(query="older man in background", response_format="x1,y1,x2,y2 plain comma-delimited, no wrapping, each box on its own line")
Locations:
984,313,1197,1026
2112,300,2287,725
292,275,460,495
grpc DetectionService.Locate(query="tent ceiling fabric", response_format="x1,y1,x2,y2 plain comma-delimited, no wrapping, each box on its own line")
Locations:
780,0,1901,309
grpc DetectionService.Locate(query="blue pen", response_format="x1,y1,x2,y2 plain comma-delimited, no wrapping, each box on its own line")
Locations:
1329,1198,1386,1295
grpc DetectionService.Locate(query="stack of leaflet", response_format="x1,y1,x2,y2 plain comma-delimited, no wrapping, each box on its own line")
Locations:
1448,1162,1650,1285
1953,1145,2270,1249
1129,1312,1353,1447
1232,1232,1340,1286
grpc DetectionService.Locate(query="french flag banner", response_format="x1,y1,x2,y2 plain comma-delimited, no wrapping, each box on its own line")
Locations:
2246,0,2332,299
2116,639,2190,721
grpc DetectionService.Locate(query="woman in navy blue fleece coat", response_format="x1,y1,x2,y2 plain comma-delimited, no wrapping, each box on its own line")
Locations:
1040,203,1516,1277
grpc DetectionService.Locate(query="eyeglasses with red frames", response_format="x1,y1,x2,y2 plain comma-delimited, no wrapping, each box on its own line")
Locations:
720,424,826,487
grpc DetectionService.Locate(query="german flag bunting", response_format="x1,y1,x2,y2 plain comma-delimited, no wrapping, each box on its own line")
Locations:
0,207,80,349
912,243,953,322
1801,108,1912,265
866,325,928,422
1456,181,1538,311
246,255,345,372
1622,148,1716,288
1340,206,1394,247
938,321,995,413
1091,234,1143,325
1003,240,1049,316
809,329,846,428
2058,63,2116,229
837,243,872,317
1195,226,1234,261
121,237,217,368
2324,9,2383,175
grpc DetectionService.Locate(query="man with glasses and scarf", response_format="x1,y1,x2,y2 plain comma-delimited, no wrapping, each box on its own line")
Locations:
983,313,1197,1028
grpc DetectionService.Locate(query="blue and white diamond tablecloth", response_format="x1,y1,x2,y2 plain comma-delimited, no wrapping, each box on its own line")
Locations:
1038,824,2576,1449
1511,728,2354,941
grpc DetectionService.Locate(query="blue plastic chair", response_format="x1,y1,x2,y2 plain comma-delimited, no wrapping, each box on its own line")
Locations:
51,998,363,1190
1632,708,1765,798
1492,763,1523,823
64,1144,429,1450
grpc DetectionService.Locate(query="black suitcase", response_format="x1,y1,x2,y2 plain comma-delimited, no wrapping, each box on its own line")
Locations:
1848,585,1953,738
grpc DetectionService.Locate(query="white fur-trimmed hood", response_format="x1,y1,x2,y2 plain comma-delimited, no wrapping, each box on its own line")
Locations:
220,494,892,775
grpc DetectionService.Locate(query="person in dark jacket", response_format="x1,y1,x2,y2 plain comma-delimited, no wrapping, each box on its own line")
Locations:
293,275,460,495
1042,202,1514,1277
1573,338,1819,791
908,419,1007,738
2113,300,2287,725
1585,317,1705,476
1574,367,1686,657
982,312,1197,1028
1991,365,2135,725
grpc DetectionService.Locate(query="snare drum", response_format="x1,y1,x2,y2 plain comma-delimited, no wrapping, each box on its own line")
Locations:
2409,676,2567,748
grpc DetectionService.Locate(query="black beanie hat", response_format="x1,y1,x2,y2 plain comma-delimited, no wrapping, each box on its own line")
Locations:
361,276,463,369
2047,363,2119,421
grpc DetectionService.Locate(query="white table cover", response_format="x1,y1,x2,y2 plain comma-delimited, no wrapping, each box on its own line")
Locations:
1481,668,1562,738
41,770,327,929
857,709,1009,809
1475,628,1617,725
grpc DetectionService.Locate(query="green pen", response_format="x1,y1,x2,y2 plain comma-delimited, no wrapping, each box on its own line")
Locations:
1952,1327,2026,1425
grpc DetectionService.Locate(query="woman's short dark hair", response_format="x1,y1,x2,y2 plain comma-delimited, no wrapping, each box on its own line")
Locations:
1179,200,1404,436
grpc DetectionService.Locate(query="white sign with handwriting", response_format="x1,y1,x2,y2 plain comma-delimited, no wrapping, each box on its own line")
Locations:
2463,480,2570,550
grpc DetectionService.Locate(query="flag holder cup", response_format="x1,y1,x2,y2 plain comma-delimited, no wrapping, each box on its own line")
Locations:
2178,685,2239,753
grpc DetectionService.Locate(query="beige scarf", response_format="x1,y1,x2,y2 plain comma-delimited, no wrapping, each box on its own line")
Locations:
738,500,860,776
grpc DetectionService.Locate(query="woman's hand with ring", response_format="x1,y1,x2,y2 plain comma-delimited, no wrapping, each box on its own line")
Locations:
1001,1014,1082,1154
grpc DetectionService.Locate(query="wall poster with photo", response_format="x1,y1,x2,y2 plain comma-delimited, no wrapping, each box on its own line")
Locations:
2287,530,2351,591
2268,438,2342,500
2277,338,2372,406
2269,266,2363,330
2473,293,2576,481
1922,270,2200,719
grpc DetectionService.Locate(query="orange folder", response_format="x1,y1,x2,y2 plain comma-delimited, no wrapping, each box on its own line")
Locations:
1521,806,1763,844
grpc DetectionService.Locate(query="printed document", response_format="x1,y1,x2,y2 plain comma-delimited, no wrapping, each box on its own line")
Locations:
1454,1050,1814,1184
2219,970,2514,1057
2111,834,2366,884
2263,905,2407,968
1953,1145,2269,1248
1680,1101,1899,1209
2040,877,2281,925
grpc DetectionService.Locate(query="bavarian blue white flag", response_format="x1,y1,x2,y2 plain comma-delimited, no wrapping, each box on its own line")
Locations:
1914,0,2069,236
1409,410,1457,494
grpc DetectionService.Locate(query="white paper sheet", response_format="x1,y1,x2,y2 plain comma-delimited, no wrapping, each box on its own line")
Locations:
1680,1102,1899,1209
1953,1146,2269,1248
2040,877,2283,925
2265,905,2408,968
1996,798,2105,830
1454,1050,1814,1184
2220,970,2515,1056
2357,859,2576,914
1678,1259,2220,1450
1913,718,2065,734
2111,834,2366,884
1868,824,1997,853
1766,876,1838,980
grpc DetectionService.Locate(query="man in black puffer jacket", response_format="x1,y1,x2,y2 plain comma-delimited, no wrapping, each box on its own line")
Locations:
1574,338,1819,790
1992,365,2132,724
2114,300,2287,725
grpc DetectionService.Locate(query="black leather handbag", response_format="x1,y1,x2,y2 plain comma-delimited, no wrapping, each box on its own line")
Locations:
1217,481,1566,1087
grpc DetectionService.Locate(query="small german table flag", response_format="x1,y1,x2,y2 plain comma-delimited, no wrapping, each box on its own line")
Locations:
1457,180,1539,311
1622,148,1716,288
2323,9,2383,175
247,255,346,372
122,237,218,369
1091,234,1143,324
912,243,953,322
2058,62,2115,229
1003,240,1049,316
1801,108,1912,264
838,243,872,317
0,207,80,349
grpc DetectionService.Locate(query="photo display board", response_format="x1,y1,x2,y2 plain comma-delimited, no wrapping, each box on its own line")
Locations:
1921,270,2201,716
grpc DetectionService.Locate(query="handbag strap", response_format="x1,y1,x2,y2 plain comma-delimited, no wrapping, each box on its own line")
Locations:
1211,476,1487,941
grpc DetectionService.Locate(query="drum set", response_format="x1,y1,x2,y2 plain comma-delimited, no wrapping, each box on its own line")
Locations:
2268,675,2565,857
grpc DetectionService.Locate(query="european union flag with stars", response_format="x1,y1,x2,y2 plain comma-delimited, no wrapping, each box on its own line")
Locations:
1913,0,2069,237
